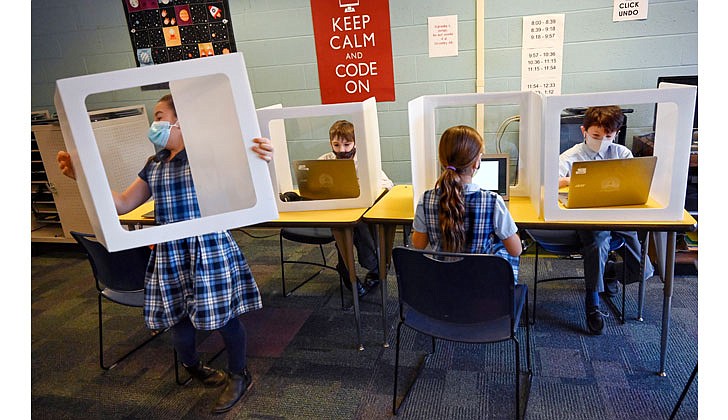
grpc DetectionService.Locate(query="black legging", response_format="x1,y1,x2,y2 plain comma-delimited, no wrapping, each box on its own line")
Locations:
172,316,247,373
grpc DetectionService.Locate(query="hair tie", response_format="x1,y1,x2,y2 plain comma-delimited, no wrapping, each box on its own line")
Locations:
446,165,457,171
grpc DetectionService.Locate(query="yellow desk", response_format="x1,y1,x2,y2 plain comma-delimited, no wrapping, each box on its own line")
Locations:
119,200,155,228
119,201,377,351
363,184,697,375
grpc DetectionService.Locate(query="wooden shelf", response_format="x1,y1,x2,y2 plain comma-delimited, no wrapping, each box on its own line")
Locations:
31,225,73,243
676,250,697,265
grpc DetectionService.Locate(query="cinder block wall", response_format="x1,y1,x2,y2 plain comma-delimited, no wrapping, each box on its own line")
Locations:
31,0,697,184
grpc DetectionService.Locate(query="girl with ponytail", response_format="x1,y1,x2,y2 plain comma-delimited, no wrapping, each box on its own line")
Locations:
411,125,522,281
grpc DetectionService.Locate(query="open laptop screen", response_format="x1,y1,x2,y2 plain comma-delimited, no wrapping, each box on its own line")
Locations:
471,153,510,200
293,159,360,200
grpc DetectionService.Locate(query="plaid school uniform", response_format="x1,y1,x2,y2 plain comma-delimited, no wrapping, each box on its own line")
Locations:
139,149,262,331
422,188,520,282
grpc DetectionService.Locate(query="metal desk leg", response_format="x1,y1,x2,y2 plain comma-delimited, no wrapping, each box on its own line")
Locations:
378,224,397,348
332,227,363,351
659,231,677,376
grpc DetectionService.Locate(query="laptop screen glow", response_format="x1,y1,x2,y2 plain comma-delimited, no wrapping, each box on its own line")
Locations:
470,154,510,200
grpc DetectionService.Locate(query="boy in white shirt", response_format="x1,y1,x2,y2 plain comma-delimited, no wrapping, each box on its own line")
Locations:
558,106,654,335
318,120,394,297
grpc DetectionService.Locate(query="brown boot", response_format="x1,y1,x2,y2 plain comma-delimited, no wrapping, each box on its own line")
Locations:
212,368,252,414
183,361,227,387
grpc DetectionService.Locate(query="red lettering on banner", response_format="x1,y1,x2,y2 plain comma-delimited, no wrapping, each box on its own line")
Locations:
310,0,395,103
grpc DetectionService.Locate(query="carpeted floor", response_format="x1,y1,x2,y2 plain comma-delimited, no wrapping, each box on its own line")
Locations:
30,228,698,419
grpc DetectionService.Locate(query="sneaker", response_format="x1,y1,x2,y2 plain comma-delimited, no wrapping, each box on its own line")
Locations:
586,307,608,335
212,368,253,414
340,274,369,298
338,263,373,298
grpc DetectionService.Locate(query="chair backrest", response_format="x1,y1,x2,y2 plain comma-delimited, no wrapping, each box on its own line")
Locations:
392,246,515,326
71,231,151,292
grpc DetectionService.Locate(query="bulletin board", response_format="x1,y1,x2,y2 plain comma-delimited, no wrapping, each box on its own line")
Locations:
121,0,237,68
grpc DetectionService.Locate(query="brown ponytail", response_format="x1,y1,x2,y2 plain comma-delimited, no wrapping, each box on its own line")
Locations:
435,125,484,252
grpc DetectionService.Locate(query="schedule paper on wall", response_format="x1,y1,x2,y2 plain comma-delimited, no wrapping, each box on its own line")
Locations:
520,14,564,96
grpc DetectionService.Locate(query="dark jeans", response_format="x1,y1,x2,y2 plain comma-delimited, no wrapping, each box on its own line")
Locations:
577,230,655,293
336,221,379,277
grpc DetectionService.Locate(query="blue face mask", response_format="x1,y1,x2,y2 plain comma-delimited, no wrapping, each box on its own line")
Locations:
147,121,178,148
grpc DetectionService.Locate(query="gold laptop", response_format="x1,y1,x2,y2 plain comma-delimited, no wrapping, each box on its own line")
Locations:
559,156,658,208
293,159,360,200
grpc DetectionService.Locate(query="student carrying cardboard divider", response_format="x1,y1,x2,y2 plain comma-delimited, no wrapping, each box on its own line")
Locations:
57,94,274,414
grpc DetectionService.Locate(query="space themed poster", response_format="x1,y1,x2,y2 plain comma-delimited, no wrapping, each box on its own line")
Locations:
122,0,237,68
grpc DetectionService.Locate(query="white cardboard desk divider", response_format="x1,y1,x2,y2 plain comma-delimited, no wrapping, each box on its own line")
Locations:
542,84,696,221
257,97,382,212
256,104,291,192
54,53,278,252
408,91,543,213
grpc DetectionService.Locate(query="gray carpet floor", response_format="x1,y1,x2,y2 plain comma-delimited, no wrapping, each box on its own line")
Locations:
30,228,698,419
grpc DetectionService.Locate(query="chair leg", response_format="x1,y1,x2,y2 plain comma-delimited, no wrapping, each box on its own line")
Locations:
392,321,403,415
98,294,163,371
514,336,521,420
637,233,650,321
393,324,431,415
525,293,532,374
174,349,193,386
279,234,332,297
328,246,346,309
279,233,287,297
531,245,540,325
669,363,698,420
174,339,226,386
619,246,627,324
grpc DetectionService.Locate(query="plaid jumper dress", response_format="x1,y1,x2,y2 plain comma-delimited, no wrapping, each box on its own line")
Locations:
422,188,520,282
139,149,262,331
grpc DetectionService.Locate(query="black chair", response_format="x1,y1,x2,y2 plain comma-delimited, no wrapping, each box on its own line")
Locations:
525,229,641,324
279,227,345,308
71,231,162,370
391,247,532,419
72,232,223,384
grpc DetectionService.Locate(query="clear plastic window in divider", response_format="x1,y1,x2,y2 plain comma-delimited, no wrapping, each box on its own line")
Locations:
257,97,383,213
542,85,696,222
408,91,543,214
407,86,696,222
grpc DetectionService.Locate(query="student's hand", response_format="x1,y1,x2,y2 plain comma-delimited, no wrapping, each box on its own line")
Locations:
57,151,76,180
558,176,570,189
252,137,274,162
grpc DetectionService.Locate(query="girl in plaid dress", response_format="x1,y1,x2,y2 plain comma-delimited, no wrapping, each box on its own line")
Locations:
411,125,522,281
57,94,273,414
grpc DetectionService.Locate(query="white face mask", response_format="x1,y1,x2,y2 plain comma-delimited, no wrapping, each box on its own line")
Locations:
584,134,613,155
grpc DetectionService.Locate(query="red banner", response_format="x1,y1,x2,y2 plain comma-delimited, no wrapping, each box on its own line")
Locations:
310,0,395,104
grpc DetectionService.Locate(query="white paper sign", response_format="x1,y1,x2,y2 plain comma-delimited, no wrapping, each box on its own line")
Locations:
521,14,565,96
428,15,458,58
613,0,648,22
